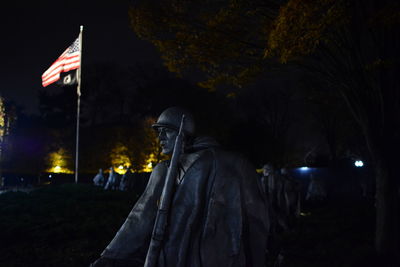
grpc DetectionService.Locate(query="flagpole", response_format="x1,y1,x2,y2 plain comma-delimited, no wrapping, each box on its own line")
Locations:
75,25,83,184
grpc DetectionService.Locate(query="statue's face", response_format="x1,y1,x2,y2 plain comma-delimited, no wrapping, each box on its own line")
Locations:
157,126,178,155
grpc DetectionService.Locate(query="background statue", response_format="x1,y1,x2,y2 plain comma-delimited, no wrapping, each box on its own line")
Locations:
262,163,288,233
90,107,269,267
93,168,105,187
279,168,301,228
119,167,132,191
104,167,116,191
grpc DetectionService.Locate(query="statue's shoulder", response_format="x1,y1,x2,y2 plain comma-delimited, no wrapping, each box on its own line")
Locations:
212,148,249,164
152,160,169,174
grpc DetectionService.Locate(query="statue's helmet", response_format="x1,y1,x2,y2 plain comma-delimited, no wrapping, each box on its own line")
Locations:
152,107,195,136
263,163,273,171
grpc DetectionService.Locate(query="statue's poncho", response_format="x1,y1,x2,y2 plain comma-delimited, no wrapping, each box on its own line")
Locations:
96,138,269,267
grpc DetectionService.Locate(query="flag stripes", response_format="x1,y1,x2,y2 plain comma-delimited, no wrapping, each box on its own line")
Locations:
41,38,80,87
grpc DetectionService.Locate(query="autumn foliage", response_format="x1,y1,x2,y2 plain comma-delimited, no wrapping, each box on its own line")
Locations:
129,0,275,91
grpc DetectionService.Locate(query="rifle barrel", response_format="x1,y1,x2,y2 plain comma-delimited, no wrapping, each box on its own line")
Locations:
144,115,186,267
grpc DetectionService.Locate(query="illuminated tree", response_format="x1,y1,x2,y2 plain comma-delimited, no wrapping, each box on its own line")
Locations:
81,117,166,174
266,0,400,262
0,96,6,154
127,117,167,173
0,96,6,178
129,0,283,92
46,148,73,174
0,96,16,177
110,142,132,174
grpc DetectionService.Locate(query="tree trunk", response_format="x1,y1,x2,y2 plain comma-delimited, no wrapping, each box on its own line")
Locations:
375,158,399,266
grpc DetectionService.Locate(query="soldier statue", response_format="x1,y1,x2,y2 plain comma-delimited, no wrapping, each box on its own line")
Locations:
104,167,117,191
119,167,132,191
93,169,105,187
279,168,301,228
90,107,269,267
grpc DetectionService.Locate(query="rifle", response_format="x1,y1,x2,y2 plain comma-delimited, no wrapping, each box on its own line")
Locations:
144,115,185,267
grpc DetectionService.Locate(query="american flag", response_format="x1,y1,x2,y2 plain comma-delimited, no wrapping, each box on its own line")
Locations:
42,37,81,87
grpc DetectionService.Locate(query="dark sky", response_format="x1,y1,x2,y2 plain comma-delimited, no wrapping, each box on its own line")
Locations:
2,1,161,114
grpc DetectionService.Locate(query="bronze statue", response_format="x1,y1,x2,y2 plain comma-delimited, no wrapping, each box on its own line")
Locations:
90,107,269,267
93,168,105,187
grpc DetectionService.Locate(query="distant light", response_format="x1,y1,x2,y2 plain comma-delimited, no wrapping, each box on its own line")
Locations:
49,174,52,178
147,162,152,168
118,165,124,170
300,167,309,171
355,160,364,167
54,166,61,172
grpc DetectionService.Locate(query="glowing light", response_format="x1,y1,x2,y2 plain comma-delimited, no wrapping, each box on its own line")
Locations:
142,153,157,172
48,174,52,178
110,143,131,174
355,160,364,167
46,148,73,174
300,166,309,171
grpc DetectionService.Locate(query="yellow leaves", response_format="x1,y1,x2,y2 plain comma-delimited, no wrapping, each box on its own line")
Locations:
206,2,241,28
110,143,131,171
0,97,5,140
142,153,157,172
129,0,269,91
131,117,168,172
265,0,346,63
226,92,237,98
365,58,393,71
198,76,226,91
129,7,158,40
46,148,73,174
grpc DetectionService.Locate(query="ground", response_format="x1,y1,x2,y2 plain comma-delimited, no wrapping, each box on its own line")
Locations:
0,184,375,267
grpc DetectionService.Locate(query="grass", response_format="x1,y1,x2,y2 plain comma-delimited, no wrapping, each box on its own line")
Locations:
0,184,140,267
279,198,376,267
0,184,376,267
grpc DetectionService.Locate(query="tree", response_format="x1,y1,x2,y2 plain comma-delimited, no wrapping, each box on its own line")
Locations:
0,96,16,178
0,96,8,168
129,0,309,166
304,80,359,165
81,62,139,126
129,0,284,92
266,0,400,263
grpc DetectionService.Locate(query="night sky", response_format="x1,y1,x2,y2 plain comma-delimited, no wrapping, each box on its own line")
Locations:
2,0,161,114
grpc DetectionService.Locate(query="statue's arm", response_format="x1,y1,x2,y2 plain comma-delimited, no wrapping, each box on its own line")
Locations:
89,162,168,267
